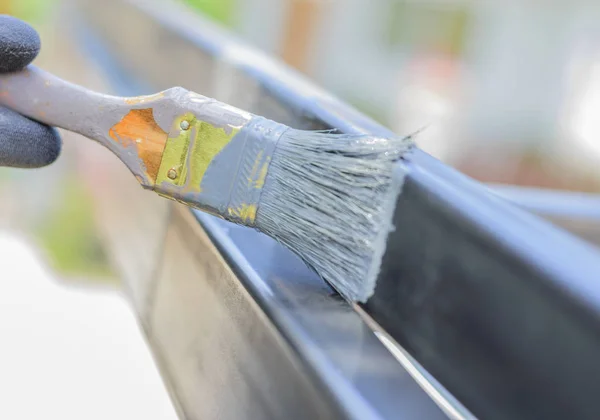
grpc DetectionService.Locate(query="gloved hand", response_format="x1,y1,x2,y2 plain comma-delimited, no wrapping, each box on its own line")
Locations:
0,15,61,168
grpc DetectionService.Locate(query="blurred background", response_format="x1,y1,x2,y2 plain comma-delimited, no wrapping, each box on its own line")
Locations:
1,0,600,418
182,0,600,192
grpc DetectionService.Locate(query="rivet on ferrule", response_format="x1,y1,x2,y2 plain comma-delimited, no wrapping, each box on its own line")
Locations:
167,168,178,180
180,120,190,131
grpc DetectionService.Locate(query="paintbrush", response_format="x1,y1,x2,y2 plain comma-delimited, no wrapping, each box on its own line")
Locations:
0,66,413,302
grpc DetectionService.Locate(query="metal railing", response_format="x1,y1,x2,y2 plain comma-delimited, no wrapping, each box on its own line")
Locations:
68,0,600,418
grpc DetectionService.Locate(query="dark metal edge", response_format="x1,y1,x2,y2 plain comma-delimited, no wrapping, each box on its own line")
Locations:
68,1,454,419
73,0,600,418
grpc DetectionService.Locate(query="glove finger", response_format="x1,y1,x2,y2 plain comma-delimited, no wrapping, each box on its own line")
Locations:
0,15,40,73
0,106,61,168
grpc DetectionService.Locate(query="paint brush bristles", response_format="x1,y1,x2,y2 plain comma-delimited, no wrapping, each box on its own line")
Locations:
256,129,413,301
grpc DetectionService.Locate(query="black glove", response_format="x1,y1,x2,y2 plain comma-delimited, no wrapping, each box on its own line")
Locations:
0,15,61,168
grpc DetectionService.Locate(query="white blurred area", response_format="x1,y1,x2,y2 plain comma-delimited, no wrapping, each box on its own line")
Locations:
0,12,179,419
0,233,177,420
571,61,600,157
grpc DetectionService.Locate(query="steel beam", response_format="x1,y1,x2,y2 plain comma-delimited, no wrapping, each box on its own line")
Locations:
69,0,600,418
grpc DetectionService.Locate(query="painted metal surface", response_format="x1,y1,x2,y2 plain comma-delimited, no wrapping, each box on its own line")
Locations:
366,169,600,419
490,184,600,246
153,205,450,420
70,0,600,418
69,0,460,419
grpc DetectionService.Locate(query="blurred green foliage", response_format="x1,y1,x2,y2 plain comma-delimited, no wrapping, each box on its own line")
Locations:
1,0,57,22
34,179,115,280
387,1,470,56
0,0,115,283
183,0,236,27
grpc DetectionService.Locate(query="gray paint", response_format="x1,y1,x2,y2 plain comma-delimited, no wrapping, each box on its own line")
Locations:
255,129,414,302
0,66,147,182
154,116,287,225
0,66,252,187
219,117,287,225
365,159,410,297
193,122,252,215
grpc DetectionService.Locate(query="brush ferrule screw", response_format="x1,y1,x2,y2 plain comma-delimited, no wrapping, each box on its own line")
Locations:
180,120,190,130
167,168,178,180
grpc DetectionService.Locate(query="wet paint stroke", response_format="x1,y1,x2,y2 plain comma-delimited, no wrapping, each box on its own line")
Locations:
227,149,271,224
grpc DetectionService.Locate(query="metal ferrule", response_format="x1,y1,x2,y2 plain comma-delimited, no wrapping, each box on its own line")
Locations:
154,110,288,226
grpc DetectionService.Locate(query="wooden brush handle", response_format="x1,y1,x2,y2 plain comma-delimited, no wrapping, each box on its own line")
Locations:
0,66,129,141
0,65,174,186
0,65,252,187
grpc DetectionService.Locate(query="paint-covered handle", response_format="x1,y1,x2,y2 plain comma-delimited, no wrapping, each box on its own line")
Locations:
0,66,124,141
0,65,172,185
0,65,275,223
0,65,254,188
